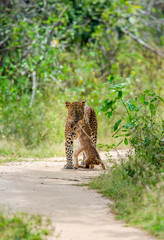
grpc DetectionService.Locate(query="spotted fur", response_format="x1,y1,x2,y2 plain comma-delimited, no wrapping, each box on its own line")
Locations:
64,101,97,169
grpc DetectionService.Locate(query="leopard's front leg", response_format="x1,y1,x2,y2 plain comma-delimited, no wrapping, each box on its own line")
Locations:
64,134,74,169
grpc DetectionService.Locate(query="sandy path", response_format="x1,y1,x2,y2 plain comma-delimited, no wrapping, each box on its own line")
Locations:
0,155,155,240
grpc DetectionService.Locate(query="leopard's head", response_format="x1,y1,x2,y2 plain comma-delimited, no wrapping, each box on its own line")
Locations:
65,101,85,122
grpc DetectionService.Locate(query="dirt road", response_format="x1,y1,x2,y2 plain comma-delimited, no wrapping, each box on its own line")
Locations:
0,155,155,240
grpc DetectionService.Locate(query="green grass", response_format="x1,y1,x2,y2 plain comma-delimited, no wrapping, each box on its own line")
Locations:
76,182,89,187
0,212,52,240
131,185,164,238
0,158,24,164
0,113,120,159
0,139,65,158
89,163,164,239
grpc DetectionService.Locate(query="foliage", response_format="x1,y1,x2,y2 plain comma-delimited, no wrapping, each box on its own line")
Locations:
0,212,51,240
100,76,164,170
0,0,164,152
90,76,164,238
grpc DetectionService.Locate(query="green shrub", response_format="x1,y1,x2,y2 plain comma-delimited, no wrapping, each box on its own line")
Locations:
100,75,164,170
90,76,164,238
0,212,51,240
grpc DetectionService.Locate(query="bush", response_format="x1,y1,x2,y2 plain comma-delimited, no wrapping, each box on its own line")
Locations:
90,76,164,238
100,75,164,170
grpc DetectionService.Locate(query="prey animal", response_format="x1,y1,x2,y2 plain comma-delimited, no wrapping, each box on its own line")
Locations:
71,121,106,170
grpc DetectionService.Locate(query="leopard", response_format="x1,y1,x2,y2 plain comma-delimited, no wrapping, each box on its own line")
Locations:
72,121,106,170
64,100,97,169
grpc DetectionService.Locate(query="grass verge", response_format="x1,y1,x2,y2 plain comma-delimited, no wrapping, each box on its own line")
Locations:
89,161,164,239
0,140,65,158
0,212,52,240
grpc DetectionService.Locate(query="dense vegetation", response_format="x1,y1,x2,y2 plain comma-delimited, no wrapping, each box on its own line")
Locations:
0,1,164,238
90,78,164,238
0,212,51,239
0,0,164,156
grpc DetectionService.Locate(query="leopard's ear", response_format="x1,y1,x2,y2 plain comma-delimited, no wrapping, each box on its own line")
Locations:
65,101,71,108
81,100,86,106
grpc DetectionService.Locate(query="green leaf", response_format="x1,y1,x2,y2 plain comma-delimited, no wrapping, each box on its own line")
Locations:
117,91,122,99
125,133,131,136
124,138,128,145
139,94,145,103
107,111,113,118
144,100,149,105
99,104,109,112
124,123,134,129
144,89,151,94
128,103,135,111
116,140,123,147
150,97,157,103
148,93,155,97
109,91,117,97
135,105,142,111
107,75,114,83
127,114,132,122
149,103,156,116
157,96,164,103
100,100,114,112
114,119,122,131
